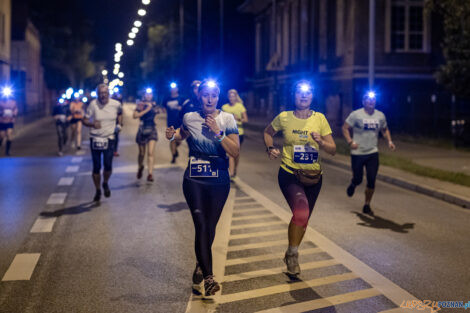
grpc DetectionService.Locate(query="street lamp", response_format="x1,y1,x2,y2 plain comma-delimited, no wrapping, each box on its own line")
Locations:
113,69,119,75
138,9,146,16
142,0,150,5
129,32,136,39
127,39,134,46
118,72,124,78
115,43,122,51
134,20,142,27
132,27,139,34
102,70,108,76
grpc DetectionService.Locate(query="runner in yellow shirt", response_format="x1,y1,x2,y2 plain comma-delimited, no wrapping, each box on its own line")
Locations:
264,80,336,276
222,89,248,179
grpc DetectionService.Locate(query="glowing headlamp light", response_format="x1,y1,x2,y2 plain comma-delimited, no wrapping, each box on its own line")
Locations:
146,88,153,94
91,91,97,98
299,84,311,92
366,91,376,100
113,87,119,93
82,97,88,102
206,80,217,89
2,86,13,98
170,82,177,89
59,98,65,104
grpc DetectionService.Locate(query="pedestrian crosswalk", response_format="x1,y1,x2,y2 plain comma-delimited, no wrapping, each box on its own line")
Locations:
186,183,421,312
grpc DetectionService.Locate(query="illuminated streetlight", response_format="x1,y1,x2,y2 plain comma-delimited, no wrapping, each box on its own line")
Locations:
113,69,119,75
102,69,108,76
114,64,120,69
118,72,124,78
142,0,151,5
129,32,136,39
127,39,134,46
138,9,146,16
119,81,124,86
132,27,139,34
134,20,142,27
115,43,122,51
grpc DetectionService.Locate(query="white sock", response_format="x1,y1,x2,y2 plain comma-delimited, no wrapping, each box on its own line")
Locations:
287,245,298,255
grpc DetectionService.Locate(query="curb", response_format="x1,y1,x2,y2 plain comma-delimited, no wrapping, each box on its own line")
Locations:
322,158,470,209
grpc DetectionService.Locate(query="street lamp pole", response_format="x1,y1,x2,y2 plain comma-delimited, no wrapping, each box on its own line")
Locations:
220,0,224,68
197,0,202,70
368,0,375,89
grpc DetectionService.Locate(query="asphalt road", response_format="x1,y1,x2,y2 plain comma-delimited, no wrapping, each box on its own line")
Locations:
0,104,468,313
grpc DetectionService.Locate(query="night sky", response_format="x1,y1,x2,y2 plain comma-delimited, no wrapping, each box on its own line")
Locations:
22,0,253,94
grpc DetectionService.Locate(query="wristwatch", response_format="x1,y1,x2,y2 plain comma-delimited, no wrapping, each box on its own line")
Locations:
266,146,275,152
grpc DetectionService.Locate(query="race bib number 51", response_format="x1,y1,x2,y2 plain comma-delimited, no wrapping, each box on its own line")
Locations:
293,145,318,164
190,158,218,178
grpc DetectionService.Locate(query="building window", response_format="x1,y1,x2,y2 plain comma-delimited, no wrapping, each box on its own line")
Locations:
389,0,426,52
0,13,5,45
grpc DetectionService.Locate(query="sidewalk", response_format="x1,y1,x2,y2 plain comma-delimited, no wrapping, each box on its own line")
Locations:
244,116,470,209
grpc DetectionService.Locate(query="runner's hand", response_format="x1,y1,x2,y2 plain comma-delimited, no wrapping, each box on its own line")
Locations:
205,116,221,134
350,142,359,149
388,141,396,151
267,148,280,160
311,132,324,146
93,121,101,129
166,126,176,140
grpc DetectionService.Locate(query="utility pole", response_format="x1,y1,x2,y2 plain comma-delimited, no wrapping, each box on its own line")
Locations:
179,0,184,53
197,0,202,70
219,0,224,68
368,0,375,89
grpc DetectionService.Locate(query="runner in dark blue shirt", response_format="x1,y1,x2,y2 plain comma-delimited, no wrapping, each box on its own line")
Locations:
162,83,184,163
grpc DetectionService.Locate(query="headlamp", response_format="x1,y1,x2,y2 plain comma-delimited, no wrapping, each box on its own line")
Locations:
145,88,153,94
59,98,65,104
74,92,80,99
299,83,311,92
1,86,13,98
82,97,88,103
207,80,217,89
91,91,97,98
366,91,376,100
170,82,177,89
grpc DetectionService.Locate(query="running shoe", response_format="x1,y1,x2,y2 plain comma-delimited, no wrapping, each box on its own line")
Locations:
363,204,374,216
284,252,300,275
137,166,144,179
203,275,220,296
147,174,154,182
77,146,81,150
171,155,176,164
192,263,203,285
102,183,111,198
346,184,355,197
93,189,101,202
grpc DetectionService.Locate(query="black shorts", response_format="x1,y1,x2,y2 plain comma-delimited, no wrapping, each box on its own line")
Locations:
135,127,158,145
90,139,115,174
0,123,14,131
350,152,379,189
70,118,82,124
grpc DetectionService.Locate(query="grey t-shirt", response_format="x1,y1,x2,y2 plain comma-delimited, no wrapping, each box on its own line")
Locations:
86,99,121,139
345,108,387,155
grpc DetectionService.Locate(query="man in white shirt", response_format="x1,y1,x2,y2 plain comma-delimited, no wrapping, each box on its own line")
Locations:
83,84,121,202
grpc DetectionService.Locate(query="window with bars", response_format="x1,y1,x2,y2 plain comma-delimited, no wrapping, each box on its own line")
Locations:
390,0,425,52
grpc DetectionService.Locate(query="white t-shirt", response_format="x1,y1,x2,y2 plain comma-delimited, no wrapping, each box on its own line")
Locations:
86,99,121,139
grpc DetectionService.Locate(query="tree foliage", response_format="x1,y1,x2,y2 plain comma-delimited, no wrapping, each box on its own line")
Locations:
426,0,470,98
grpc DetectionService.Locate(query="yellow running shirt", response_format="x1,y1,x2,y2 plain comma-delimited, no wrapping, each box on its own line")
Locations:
271,111,332,174
222,102,247,135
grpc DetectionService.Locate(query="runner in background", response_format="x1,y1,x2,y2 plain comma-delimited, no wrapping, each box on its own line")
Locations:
162,83,184,163
53,97,70,156
222,89,248,179
342,91,396,216
0,86,18,156
69,94,85,150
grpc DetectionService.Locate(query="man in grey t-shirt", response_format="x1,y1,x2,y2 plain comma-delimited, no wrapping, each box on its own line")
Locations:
83,84,121,202
342,92,396,215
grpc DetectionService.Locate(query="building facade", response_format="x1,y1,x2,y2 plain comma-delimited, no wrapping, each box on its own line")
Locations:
240,0,464,137
0,0,11,82
11,2,47,116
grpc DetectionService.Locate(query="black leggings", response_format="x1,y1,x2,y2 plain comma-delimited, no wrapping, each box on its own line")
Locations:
55,122,68,151
90,139,115,174
278,167,322,229
351,152,379,189
183,177,230,278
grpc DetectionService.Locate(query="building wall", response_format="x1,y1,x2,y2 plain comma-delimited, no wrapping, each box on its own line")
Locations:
11,21,45,115
0,0,11,81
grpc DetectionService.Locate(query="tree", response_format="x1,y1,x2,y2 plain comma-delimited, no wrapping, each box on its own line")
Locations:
426,0,470,99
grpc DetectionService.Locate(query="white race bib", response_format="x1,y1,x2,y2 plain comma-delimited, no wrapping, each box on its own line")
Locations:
189,157,218,178
91,137,109,150
3,109,13,118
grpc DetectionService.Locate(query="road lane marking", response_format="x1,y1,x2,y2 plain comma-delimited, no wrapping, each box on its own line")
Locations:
58,177,74,186
255,288,382,313
223,259,340,283
184,189,235,313
232,213,274,221
78,163,181,175
65,166,79,173
2,254,41,281
71,157,83,163
75,150,86,156
30,217,57,233
46,193,67,205
235,177,422,310
229,229,285,240
233,205,266,211
231,220,285,230
227,240,287,252
219,272,358,303
234,196,254,201
225,247,322,266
